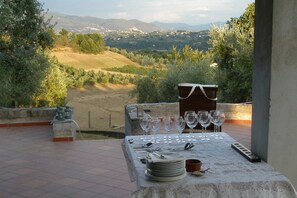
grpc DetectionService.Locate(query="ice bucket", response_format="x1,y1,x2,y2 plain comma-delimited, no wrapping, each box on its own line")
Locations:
178,83,218,131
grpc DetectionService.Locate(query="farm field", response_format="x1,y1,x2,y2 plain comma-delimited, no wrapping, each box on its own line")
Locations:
67,83,136,132
51,48,138,132
51,47,141,71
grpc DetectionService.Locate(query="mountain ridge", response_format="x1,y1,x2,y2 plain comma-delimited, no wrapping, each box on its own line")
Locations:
151,21,225,31
46,12,225,33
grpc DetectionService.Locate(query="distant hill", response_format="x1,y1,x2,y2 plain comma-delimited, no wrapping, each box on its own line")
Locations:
46,12,225,33
46,12,161,34
152,21,226,32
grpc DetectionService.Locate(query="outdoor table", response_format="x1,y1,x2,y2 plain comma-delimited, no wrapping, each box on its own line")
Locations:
122,132,297,198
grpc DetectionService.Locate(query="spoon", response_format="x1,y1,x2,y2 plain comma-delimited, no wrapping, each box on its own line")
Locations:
200,168,210,173
191,168,211,177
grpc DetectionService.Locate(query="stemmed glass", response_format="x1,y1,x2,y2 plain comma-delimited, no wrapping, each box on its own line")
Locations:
163,116,173,143
210,110,225,139
215,110,225,139
139,114,151,142
184,111,198,141
175,116,186,143
150,116,161,143
197,111,211,141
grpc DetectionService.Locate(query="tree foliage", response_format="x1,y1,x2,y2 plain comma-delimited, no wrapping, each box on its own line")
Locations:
75,33,105,54
131,69,162,103
33,58,68,107
132,45,215,103
60,64,133,88
209,3,255,102
0,0,54,107
170,45,210,64
54,30,106,54
131,3,255,103
160,60,215,102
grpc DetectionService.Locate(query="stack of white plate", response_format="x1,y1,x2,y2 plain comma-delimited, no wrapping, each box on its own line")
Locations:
145,152,186,182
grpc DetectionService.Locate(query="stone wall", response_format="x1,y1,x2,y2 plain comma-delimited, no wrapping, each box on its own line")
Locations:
217,103,252,122
0,108,55,126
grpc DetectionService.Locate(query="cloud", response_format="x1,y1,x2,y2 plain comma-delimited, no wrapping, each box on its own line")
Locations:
117,3,124,8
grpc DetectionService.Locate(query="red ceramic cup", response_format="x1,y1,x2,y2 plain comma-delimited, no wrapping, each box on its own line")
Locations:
185,159,202,172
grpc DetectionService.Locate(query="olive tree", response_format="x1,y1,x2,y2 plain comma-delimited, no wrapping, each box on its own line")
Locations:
159,60,215,102
33,58,68,107
0,0,54,107
209,3,255,102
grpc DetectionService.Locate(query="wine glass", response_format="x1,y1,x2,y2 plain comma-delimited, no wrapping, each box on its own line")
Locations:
197,111,211,141
209,110,216,132
150,116,161,142
210,110,225,139
184,111,198,141
215,110,225,139
139,114,151,142
163,115,173,142
175,116,186,142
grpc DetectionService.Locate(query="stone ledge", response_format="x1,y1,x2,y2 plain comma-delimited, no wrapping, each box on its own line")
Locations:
53,137,74,142
0,107,55,126
0,121,51,127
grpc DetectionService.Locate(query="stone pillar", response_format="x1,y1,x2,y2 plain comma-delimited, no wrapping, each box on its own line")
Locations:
252,0,297,188
52,120,76,142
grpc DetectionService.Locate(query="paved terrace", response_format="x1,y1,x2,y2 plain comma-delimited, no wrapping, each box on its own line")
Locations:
0,123,250,198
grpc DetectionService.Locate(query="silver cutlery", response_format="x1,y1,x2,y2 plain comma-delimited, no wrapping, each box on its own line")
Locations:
184,142,195,150
151,151,166,159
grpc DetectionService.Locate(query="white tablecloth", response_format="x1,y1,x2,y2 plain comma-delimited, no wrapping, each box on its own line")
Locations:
122,133,297,198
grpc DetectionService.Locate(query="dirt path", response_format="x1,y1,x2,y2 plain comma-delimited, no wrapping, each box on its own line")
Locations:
67,83,137,132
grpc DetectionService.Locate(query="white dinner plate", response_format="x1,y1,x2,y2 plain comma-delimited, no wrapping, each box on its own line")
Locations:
147,162,184,171
147,168,185,177
147,152,184,163
145,170,186,182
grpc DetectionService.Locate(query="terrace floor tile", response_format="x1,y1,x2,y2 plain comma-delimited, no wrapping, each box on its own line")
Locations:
0,123,250,197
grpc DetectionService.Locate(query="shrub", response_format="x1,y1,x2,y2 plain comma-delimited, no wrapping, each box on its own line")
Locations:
141,55,156,66
131,69,161,103
34,58,68,107
104,65,151,75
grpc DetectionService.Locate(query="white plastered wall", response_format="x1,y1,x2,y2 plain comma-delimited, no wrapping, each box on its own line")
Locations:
268,0,297,188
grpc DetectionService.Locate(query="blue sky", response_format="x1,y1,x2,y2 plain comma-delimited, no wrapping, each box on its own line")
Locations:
39,0,254,25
